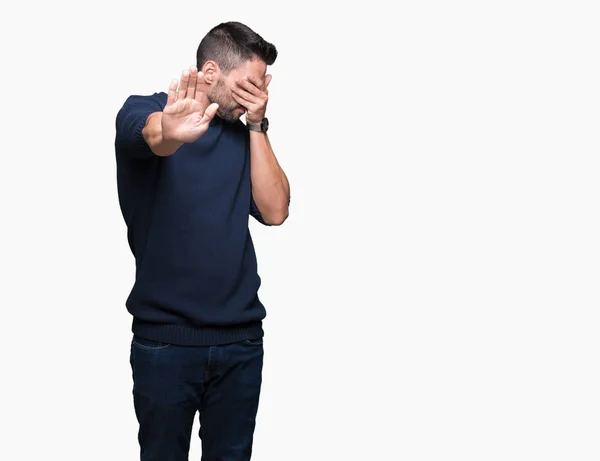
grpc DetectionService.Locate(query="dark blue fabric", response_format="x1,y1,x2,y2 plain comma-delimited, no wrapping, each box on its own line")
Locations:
129,334,264,461
115,92,268,346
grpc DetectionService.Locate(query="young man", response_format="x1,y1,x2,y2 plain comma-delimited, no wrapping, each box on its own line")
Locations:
114,21,290,461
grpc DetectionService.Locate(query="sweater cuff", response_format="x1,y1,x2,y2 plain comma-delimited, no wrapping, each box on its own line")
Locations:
134,111,150,145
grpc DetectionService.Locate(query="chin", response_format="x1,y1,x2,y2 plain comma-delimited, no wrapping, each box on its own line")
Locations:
218,111,241,123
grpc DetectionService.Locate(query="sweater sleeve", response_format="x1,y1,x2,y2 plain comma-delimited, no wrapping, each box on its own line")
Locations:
115,94,165,159
250,195,272,226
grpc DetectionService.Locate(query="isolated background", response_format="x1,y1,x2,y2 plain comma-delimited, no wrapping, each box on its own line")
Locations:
1,1,599,460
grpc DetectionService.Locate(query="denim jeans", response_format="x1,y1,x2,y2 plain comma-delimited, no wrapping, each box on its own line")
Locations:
129,334,264,461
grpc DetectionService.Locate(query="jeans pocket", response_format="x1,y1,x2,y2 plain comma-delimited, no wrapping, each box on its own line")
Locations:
243,337,264,346
131,335,172,351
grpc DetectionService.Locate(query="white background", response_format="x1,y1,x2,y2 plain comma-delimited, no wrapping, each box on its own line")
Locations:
1,1,599,460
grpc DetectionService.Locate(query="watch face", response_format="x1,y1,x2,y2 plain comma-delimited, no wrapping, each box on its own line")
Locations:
262,118,269,131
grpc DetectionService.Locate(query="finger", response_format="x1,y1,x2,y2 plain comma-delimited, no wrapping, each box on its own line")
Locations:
232,84,259,103
231,91,254,108
265,74,272,88
186,66,197,99
245,75,265,90
167,78,178,105
236,78,262,96
178,70,190,101
202,102,219,123
195,71,206,101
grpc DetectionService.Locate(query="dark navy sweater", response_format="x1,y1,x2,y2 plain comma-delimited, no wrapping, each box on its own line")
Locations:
114,92,268,346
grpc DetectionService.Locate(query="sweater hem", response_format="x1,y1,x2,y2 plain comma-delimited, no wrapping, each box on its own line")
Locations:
132,318,264,346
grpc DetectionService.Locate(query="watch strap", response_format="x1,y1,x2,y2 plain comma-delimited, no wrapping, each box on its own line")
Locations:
247,118,268,132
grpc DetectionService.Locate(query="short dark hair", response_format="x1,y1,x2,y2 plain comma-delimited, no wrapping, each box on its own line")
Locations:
196,21,278,74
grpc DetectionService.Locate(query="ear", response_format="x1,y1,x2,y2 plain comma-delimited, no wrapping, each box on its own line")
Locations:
265,74,273,88
201,60,219,85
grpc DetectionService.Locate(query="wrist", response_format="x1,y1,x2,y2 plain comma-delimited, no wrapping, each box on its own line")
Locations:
246,117,269,133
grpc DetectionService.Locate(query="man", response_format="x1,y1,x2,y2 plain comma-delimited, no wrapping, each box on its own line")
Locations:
114,21,290,461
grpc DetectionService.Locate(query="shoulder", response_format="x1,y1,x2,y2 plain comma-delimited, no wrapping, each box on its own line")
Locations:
120,92,168,112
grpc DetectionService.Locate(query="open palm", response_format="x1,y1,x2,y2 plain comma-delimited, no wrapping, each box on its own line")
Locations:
161,66,219,144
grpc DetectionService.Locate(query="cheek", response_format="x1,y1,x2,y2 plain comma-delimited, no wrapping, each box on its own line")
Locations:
218,88,234,106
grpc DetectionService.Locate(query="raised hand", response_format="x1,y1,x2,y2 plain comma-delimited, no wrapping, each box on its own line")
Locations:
231,74,272,125
161,66,219,143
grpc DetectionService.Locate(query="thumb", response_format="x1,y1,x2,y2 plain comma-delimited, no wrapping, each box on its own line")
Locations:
203,102,219,121
265,74,272,88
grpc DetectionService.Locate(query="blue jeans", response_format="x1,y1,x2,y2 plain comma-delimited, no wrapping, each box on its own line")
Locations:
129,335,264,461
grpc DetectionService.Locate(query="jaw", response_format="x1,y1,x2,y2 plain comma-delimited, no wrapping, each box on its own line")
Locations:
217,107,243,123
217,112,238,123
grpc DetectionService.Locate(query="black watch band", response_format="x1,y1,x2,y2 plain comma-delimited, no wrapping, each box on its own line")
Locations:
247,118,269,132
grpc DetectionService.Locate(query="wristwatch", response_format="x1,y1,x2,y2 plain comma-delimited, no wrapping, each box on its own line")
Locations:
247,118,269,132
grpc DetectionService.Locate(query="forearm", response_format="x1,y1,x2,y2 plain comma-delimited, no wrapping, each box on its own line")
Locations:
142,112,184,157
250,131,290,225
